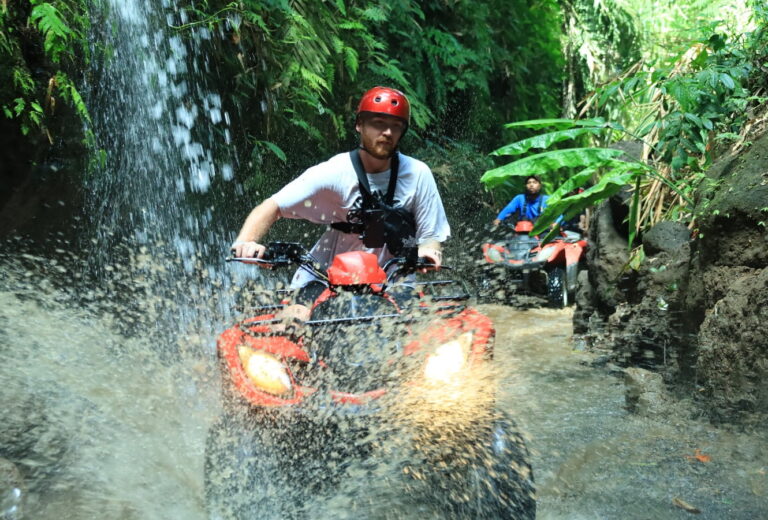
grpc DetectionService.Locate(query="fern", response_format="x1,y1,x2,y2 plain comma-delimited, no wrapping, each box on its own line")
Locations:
343,46,359,77
30,3,73,64
55,71,91,123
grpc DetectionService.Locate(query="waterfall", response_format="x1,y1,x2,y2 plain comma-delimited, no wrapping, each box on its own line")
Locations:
84,0,246,336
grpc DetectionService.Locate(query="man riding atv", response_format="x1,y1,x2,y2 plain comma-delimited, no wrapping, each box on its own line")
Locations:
231,86,449,318
217,89,537,518
492,174,549,227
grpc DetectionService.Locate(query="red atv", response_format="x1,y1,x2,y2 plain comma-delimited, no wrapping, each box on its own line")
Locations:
204,242,535,519
479,221,587,307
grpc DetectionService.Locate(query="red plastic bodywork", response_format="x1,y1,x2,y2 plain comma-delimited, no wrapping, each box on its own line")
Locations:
482,232,586,269
514,221,534,233
529,238,587,268
327,251,387,286
218,303,494,409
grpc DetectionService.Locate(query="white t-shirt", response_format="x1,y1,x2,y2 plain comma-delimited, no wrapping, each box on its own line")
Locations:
271,151,450,287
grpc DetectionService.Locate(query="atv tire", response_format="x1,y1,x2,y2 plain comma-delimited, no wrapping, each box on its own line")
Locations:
204,411,301,520
547,267,568,308
455,411,536,519
403,410,536,519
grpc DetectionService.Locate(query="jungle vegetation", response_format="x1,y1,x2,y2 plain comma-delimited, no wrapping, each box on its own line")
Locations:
1,0,766,237
482,0,767,243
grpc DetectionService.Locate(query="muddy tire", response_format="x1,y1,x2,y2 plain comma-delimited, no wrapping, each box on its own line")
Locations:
203,412,296,520
547,267,568,308
458,411,536,519
476,274,496,302
405,411,536,519
476,266,508,303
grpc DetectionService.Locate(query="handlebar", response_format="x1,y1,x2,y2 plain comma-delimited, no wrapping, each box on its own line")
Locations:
228,241,308,265
382,249,449,285
227,242,447,285
226,257,277,266
228,241,327,280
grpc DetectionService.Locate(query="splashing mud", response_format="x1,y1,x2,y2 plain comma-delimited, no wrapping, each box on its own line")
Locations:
2,253,767,519
0,259,219,519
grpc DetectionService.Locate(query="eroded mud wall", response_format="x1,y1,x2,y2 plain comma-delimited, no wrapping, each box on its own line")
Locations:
577,131,768,425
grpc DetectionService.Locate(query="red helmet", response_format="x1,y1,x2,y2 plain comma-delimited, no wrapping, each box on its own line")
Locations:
356,86,410,125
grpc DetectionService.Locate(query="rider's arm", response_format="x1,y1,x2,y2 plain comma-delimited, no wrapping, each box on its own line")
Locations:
495,196,521,223
232,198,281,258
411,162,450,269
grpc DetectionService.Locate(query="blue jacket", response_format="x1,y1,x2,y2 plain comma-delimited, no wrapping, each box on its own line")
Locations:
496,194,549,222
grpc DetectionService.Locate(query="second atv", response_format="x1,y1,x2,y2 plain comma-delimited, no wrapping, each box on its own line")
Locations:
479,220,587,307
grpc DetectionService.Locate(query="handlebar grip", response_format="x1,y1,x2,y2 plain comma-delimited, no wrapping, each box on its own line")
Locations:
226,257,275,267
417,257,451,271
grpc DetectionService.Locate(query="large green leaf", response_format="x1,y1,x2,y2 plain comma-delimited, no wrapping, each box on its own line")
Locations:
480,148,625,188
491,127,604,157
502,117,618,130
531,161,643,236
544,165,601,206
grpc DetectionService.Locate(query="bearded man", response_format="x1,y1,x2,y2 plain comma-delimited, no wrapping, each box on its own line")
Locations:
231,86,449,306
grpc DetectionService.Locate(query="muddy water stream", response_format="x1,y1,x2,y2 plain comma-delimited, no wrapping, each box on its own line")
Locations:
486,304,768,519
1,271,767,519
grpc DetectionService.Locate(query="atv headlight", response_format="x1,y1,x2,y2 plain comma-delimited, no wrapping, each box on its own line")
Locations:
535,245,557,262
423,332,473,384
237,346,292,396
486,247,504,262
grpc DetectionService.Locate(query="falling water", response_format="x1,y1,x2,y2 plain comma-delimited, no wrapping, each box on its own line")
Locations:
83,0,243,332
2,1,248,518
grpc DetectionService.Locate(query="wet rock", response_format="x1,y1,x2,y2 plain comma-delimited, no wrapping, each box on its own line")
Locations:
572,269,593,334
642,221,690,256
584,201,630,311
587,354,612,367
688,265,758,311
624,367,670,417
0,458,25,520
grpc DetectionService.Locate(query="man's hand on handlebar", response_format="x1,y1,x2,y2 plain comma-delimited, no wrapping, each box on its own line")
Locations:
231,240,267,259
417,244,442,272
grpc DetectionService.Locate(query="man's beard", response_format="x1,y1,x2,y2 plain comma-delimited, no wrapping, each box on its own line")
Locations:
362,136,395,159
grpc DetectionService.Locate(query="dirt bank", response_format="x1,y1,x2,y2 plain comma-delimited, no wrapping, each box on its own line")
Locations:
575,131,768,427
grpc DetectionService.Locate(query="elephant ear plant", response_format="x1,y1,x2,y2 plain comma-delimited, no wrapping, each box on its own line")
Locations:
480,117,691,248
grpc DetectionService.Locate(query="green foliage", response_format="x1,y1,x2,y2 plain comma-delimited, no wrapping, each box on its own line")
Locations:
483,148,627,189
30,1,75,63
590,41,753,172
480,118,655,246
54,70,90,123
541,1,768,234
562,0,642,117
182,0,563,180
1,0,90,140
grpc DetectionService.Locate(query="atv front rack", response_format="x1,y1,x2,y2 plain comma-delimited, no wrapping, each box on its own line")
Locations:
237,299,466,338
415,279,470,302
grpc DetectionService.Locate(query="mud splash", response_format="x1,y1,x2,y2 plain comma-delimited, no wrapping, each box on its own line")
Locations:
0,263,219,519
2,258,766,519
